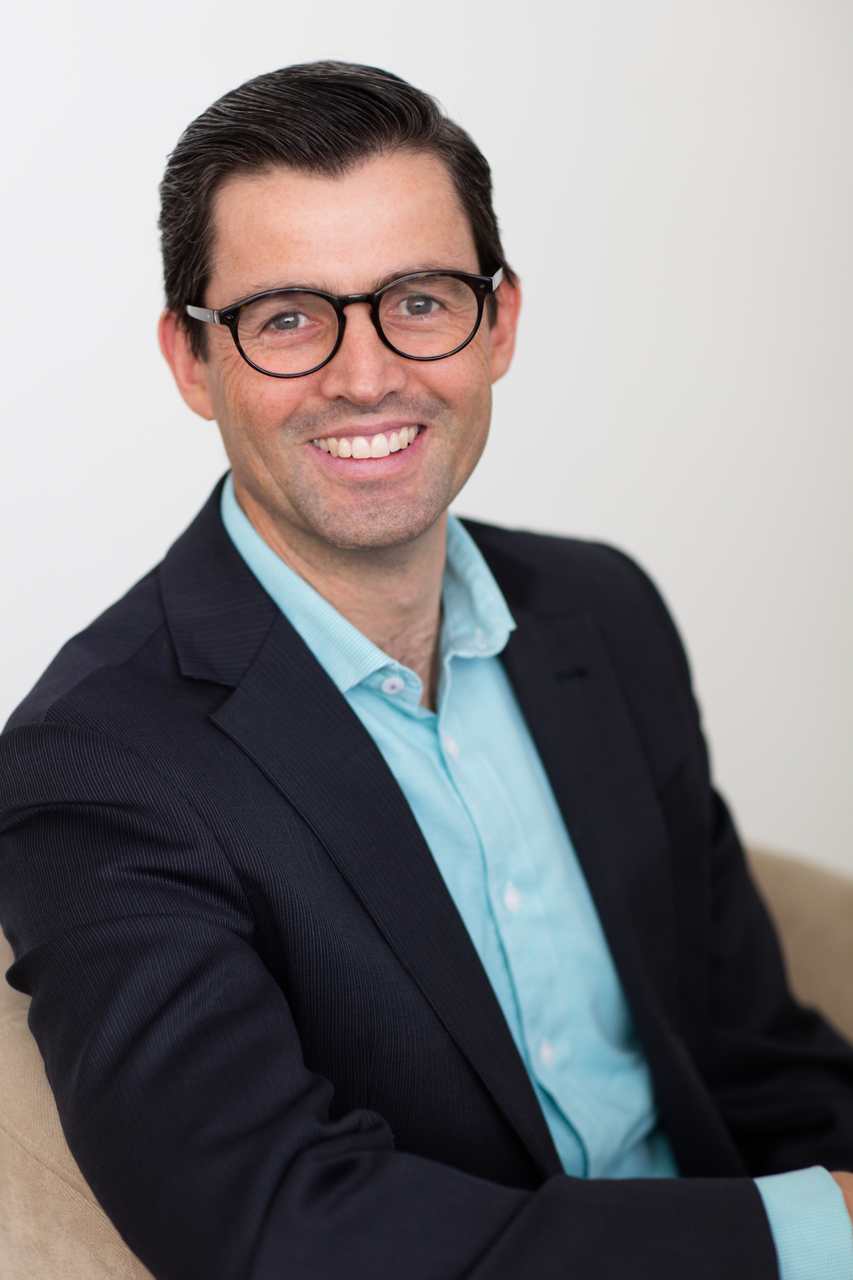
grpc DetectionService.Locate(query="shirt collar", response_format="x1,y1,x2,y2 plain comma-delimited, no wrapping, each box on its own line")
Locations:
441,515,516,662
220,473,516,696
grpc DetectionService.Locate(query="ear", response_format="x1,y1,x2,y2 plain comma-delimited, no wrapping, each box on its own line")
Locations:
488,274,522,384
158,310,217,421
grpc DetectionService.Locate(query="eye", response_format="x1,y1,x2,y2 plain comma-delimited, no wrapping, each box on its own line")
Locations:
400,294,438,316
269,310,304,331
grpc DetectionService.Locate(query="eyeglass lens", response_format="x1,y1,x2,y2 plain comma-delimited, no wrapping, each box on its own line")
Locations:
235,274,481,376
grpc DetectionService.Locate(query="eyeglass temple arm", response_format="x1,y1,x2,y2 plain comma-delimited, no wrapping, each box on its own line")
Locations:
186,305,221,324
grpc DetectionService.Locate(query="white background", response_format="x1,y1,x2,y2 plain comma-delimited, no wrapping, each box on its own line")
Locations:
2,0,851,870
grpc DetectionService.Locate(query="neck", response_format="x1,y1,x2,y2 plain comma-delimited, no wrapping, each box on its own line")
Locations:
234,480,447,710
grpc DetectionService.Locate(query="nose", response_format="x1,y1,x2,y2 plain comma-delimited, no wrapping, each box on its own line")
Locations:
315,302,407,405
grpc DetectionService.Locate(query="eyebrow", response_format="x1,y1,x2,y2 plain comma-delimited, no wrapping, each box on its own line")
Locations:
220,264,473,309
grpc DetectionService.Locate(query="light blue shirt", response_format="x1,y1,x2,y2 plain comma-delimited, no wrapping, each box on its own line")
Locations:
221,474,853,1277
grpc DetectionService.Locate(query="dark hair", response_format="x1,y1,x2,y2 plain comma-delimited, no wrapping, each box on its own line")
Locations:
159,61,514,355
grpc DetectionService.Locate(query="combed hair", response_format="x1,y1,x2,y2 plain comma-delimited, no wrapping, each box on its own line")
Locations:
159,61,514,355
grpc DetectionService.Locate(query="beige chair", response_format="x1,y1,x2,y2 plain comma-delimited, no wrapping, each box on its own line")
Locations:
746,847,853,1044
0,933,154,1280
2,848,853,1278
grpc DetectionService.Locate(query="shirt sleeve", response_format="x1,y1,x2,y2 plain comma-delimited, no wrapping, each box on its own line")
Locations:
755,1166,853,1280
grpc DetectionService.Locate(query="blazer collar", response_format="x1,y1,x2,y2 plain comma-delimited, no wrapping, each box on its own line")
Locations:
158,478,279,687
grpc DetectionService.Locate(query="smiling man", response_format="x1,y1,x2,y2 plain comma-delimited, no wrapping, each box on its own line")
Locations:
160,146,515,702
2,62,853,1280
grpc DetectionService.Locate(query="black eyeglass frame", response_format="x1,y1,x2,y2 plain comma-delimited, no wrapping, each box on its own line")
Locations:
186,267,504,379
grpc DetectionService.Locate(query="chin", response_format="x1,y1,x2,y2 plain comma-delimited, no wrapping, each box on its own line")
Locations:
308,498,446,551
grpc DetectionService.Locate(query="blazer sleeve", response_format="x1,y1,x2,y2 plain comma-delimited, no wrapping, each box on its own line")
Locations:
704,786,853,1172
0,718,780,1280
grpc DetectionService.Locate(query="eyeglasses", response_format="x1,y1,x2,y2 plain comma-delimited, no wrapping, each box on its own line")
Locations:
186,268,504,379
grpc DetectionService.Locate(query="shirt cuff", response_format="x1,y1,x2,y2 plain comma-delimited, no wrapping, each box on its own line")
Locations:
755,1166,853,1280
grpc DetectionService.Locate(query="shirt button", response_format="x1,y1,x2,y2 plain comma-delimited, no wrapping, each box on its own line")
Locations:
538,1039,556,1069
475,627,487,650
503,882,523,914
442,734,461,758
381,676,405,695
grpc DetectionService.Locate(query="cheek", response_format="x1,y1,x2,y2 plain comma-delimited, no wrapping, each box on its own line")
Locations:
213,356,296,448
440,343,493,438
456,324,494,395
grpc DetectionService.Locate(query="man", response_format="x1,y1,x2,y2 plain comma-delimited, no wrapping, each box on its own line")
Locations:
2,60,853,1280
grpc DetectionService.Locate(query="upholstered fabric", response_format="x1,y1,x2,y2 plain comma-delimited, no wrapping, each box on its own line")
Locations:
1,851,851,1277
748,848,853,1045
0,927,152,1279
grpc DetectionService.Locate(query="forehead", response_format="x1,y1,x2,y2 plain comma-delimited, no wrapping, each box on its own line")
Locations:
207,151,478,297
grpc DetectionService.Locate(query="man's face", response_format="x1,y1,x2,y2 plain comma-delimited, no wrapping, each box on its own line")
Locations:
164,150,519,552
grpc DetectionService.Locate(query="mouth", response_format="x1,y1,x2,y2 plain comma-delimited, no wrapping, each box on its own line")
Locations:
310,425,421,459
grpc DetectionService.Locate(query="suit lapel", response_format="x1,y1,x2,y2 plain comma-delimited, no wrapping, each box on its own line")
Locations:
499,606,679,1015
498,603,744,1175
210,612,562,1179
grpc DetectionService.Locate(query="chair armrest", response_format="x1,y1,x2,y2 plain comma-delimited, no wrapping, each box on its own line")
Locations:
0,929,154,1279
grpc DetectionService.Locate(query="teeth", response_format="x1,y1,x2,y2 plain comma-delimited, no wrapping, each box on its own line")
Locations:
313,426,420,458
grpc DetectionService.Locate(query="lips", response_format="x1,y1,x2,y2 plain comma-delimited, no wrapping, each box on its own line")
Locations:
311,426,421,458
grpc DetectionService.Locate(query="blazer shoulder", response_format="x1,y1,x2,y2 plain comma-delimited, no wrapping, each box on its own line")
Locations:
5,569,166,732
462,517,671,614
462,517,694,693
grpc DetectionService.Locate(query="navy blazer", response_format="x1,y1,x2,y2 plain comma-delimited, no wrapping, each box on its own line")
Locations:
2,480,853,1280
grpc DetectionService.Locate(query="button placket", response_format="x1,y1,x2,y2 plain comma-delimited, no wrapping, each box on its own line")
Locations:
438,659,464,762
478,783,575,1101
432,651,600,1161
